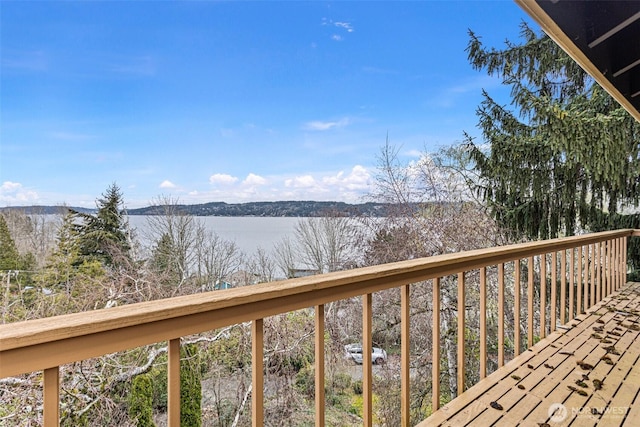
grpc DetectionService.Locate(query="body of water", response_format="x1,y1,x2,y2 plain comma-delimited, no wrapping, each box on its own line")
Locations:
127,216,302,256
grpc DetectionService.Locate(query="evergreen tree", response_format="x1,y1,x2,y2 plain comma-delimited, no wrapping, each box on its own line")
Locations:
128,374,156,427
465,23,640,240
149,233,182,287
0,215,21,271
73,183,131,266
42,210,82,287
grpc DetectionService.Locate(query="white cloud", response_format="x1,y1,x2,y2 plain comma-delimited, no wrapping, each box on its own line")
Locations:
285,175,316,188
323,165,371,191
303,117,351,131
243,173,267,186
334,22,354,32
0,181,39,205
137,166,374,205
1,182,22,192
210,173,239,185
331,34,343,42
322,18,354,33
159,180,177,189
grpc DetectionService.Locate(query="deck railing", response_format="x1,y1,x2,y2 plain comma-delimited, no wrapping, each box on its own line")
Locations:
1,229,638,426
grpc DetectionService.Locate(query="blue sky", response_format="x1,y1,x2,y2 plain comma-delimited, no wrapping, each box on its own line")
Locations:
1,1,534,208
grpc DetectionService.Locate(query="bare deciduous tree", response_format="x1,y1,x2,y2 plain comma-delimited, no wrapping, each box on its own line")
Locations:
194,230,244,291
294,214,358,274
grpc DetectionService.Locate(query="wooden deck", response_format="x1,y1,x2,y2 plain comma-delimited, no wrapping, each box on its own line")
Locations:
421,282,640,427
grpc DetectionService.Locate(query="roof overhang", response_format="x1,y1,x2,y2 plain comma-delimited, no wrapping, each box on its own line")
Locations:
515,0,640,123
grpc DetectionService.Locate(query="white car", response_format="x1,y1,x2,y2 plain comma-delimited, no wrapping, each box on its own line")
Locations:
344,343,387,365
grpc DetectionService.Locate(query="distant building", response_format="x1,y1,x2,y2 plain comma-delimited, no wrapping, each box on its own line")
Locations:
288,268,319,278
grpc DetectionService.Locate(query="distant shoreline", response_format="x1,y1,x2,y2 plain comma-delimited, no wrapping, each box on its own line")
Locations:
0,201,412,217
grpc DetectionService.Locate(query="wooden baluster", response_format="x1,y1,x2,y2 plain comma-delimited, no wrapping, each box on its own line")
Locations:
540,256,546,339
604,240,609,297
363,294,373,427
528,257,534,347
168,338,180,427
560,250,566,324
401,285,410,427
609,240,613,295
432,278,441,411
457,272,466,396
590,243,595,307
514,261,521,356
583,246,589,311
315,305,325,427
498,264,505,365
623,237,628,285
43,367,59,427
252,319,264,427
613,238,620,291
618,237,623,289
569,248,575,321
577,246,583,314
550,252,557,332
480,267,487,378
611,239,615,294
596,242,605,301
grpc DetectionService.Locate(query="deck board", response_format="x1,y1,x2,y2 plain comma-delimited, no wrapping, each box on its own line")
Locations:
420,282,640,427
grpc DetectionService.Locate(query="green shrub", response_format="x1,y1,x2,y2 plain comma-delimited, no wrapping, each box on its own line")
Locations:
295,364,315,398
331,372,352,393
180,344,202,427
128,374,155,427
149,364,168,412
206,329,251,372
352,380,363,395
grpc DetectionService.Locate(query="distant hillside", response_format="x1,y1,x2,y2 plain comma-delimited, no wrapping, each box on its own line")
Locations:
1,201,399,217
128,201,395,217
0,205,96,215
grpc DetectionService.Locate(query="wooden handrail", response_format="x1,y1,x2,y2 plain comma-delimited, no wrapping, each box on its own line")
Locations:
1,229,638,427
0,229,640,358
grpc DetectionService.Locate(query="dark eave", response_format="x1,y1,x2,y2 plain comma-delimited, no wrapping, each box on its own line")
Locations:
515,0,640,122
